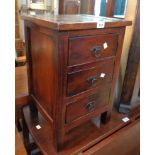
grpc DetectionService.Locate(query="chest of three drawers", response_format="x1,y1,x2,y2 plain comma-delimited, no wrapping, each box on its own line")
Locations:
23,14,131,150
65,31,119,131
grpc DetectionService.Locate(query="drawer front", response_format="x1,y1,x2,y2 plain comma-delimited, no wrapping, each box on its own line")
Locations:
67,59,114,96
66,85,111,124
68,34,118,66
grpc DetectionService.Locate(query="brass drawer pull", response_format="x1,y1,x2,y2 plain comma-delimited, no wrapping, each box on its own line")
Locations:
86,101,96,112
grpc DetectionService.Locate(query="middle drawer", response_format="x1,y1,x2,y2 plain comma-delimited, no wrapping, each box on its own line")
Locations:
67,58,114,96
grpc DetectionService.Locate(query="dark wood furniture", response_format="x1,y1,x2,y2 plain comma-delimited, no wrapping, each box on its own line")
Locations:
59,0,95,15
119,0,140,114
15,0,25,65
83,119,140,155
15,66,28,98
80,0,95,15
15,66,29,129
22,13,131,151
59,0,116,16
106,0,115,17
15,0,23,52
59,0,81,14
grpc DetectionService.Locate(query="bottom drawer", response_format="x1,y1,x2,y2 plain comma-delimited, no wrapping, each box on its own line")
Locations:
65,85,111,124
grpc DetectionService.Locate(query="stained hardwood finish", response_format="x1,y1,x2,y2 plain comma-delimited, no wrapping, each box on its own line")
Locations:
30,28,56,117
119,0,140,114
15,66,139,155
21,14,132,31
68,33,118,66
22,14,131,150
83,120,140,155
66,85,111,124
67,59,114,96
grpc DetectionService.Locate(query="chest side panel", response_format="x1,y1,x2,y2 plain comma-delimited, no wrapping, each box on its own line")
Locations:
28,27,56,118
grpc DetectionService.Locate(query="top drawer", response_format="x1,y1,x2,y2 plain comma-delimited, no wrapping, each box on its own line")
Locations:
68,33,118,66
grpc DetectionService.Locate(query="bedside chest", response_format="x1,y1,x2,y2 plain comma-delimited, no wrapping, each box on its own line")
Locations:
22,14,131,150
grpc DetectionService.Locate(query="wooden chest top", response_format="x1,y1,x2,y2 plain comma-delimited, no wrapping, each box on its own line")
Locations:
21,13,132,31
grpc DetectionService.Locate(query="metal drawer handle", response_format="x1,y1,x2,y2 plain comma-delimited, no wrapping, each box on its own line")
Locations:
87,73,106,86
86,101,96,112
87,76,97,85
90,42,109,58
90,46,102,58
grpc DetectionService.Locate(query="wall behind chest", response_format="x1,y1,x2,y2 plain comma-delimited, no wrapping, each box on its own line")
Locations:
114,0,139,107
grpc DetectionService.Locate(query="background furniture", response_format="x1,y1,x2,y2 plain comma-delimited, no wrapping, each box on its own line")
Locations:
15,65,29,129
15,0,24,52
15,0,26,66
119,0,140,114
59,0,125,17
83,119,140,155
59,0,81,14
